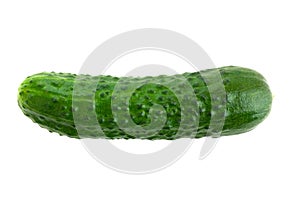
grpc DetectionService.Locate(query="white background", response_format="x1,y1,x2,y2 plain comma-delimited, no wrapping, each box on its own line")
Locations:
1,0,299,199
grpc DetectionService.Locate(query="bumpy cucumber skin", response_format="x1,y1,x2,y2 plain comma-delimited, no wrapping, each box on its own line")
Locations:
17,66,272,139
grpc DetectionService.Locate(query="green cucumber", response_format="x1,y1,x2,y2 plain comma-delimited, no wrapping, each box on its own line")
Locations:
17,66,272,139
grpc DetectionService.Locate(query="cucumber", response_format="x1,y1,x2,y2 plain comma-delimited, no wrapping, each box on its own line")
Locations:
17,66,272,139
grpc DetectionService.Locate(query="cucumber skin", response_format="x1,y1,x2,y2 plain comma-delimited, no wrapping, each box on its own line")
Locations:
17,66,272,139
